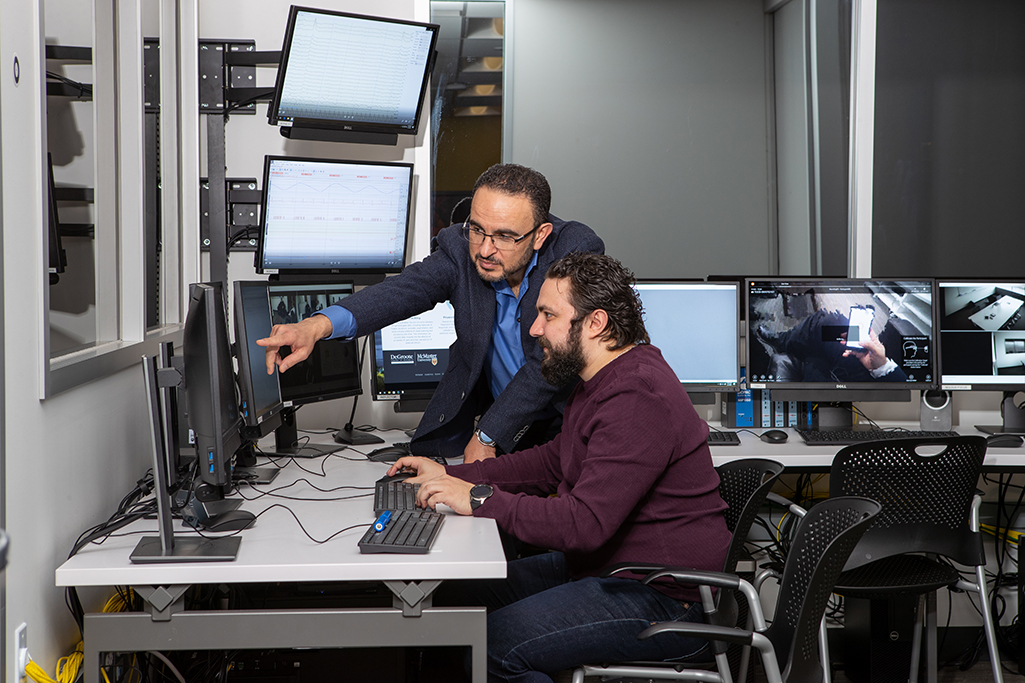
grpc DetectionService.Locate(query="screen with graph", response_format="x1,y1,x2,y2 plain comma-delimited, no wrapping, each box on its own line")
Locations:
268,7,438,136
256,155,413,274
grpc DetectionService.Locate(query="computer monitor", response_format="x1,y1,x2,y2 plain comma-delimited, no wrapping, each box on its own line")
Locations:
267,7,439,145
938,280,1025,434
632,281,740,402
746,278,938,426
183,283,244,489
266,280,361,455
255,156,413,282
371,302,456,413
233,281,286,438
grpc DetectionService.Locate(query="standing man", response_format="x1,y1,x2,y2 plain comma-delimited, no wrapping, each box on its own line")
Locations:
390,253,730,681
258,164,604,461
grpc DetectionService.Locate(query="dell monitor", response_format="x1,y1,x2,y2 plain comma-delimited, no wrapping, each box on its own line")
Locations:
938,280,1025,434
255,155,413,284
632,281,740,403
267,280,363,455
372,301,457,413
268,7,439,145
233,281,286,438
183,283,244,489
746,278,938,429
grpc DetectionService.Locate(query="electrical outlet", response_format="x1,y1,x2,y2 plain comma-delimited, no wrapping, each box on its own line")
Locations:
14,623,28,679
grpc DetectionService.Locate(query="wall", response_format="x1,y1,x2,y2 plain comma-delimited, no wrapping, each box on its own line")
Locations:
506,0,774,280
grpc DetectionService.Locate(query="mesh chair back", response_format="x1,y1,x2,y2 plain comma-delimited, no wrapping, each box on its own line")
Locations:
829,435,987,570
717,459,785,573
766,496,881,683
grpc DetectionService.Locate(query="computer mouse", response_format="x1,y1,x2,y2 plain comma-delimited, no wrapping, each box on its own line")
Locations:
203,509,256,532
760,429,789,444
986,433,1025,448
367,446,412,463
377,471,414,484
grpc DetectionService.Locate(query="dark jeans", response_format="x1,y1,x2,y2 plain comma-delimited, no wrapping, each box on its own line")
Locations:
440,552,708,683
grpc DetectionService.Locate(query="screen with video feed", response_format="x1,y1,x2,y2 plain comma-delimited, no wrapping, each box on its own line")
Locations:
939,281,1025,390
269,7,438,135
268,281,361,404
632,281,740,391
256,156,412,274
373,302,456,398
747,278,936,389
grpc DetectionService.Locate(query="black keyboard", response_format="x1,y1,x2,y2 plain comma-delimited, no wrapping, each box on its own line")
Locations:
796,429,960,446
374,478,420,515
707,430,741,446
358,509,445,554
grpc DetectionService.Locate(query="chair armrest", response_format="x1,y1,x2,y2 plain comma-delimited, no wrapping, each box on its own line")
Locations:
602,563,664,578
638,621,754,647
640,568,740,591
766,492,807,517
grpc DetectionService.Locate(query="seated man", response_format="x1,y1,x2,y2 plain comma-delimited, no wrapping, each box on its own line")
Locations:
258,164,604,462
389,253,730,682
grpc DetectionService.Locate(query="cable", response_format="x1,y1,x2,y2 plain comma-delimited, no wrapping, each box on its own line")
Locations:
146,651,186,683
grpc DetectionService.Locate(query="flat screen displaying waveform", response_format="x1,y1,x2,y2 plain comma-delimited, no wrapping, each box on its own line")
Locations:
274,9,436,129
258,156,413,273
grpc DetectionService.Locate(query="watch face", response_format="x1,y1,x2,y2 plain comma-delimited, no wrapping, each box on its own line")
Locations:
470,484,493,499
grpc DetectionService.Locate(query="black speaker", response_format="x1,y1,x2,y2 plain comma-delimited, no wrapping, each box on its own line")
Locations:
920,389,952,431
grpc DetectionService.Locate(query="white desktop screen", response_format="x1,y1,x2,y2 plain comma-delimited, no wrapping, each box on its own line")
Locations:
373,302,457,397
257,156,412,273
632,281,740,391
272,8,437,131
939,281,1025,390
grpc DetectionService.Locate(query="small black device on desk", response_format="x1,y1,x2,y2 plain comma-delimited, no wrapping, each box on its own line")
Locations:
986,433,1025,448
760,429,789,444
358,509,444,554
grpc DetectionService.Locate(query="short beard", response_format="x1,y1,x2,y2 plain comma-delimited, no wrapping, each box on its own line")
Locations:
474,243,535,283
539,322,585,386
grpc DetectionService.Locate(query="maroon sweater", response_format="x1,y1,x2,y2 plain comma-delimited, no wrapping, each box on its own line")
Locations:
447,344,730,602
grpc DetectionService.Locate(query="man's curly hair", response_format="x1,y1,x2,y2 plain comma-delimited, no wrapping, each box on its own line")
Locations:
545,252,649,350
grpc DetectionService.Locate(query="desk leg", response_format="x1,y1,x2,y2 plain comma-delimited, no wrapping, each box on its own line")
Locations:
83,604,489,683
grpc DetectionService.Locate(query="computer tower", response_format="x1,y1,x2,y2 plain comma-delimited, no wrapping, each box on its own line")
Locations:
844,595,920,683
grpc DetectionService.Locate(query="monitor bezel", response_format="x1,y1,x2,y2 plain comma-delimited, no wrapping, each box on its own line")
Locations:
745,276,939,393
233,281,287,430
633,278,741,393
937,278,1025,392
255,155,414,276
267,6,439,137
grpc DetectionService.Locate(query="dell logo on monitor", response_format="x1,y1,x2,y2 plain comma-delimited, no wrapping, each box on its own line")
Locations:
835,384,848,389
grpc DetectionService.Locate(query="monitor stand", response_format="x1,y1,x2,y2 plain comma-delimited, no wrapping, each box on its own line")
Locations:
131,355,241,563
333,394,384,445
975,391,1025,435
233,443,281,485
268,407,344,458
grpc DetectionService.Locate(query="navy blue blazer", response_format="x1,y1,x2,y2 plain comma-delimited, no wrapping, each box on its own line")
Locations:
338,215,604,456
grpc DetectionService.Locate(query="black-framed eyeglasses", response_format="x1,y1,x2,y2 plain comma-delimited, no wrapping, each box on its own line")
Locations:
461,221,539,252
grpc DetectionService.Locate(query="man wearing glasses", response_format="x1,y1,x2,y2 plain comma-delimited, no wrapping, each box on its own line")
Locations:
259,164,604,462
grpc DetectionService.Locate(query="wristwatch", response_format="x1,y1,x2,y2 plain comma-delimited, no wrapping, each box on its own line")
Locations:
470,483,494,511
475,429,496,448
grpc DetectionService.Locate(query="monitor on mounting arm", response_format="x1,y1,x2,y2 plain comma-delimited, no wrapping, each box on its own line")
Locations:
267,6,439,145
632,281,740,403
371,302,457,413
255,155,413,284
938,280,1025,434
746,278,938,430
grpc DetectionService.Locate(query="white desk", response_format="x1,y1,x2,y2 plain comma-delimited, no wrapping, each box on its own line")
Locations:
56,451,506,683
707,425,1025,471
969,295,1023,331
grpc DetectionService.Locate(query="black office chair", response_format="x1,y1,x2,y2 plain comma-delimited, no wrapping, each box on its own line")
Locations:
585,497,881,683
572,458,784,682
827,435,1004,683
